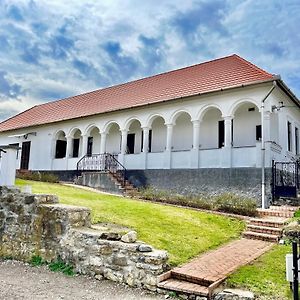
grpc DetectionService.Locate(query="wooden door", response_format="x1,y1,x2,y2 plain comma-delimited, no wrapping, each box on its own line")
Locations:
20,141,31,170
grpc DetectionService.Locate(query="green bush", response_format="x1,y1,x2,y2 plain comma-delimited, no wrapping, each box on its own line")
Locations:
138,188,257,217
214,193,257,217
17,171,59,183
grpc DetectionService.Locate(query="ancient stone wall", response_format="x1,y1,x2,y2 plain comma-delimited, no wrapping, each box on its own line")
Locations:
0,186,168,291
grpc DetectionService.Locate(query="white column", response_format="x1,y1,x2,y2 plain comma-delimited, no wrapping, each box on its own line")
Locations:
141,127,150,169
121,129,128,155
224,116,233,148
65,135,72,170
165,124,173,152
80,134,88,157
164,124,173,169
222,116,233,168
191,120,200,168
192,120,200,150
142,127,150,153
100,132,107,154
119,129,128,166
65,135,72,158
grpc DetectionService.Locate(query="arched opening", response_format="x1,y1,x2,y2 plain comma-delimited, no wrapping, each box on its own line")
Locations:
54,131,67,159
200,108,223,149
106,123,121,154
69,129,82,158
172,112,192,151
232,102,260,147
149,116,166,152
86,126,100,156
127,119,142,154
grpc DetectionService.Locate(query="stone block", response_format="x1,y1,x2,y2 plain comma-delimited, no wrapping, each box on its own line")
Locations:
121,231,137,243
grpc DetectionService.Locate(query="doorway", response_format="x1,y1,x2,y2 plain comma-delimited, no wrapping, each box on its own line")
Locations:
127,133,135,154
21,141,31,169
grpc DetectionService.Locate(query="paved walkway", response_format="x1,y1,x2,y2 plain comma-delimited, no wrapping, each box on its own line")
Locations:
172,238,273,284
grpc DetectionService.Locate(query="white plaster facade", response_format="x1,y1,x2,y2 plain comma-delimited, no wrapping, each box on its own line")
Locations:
0,82,299,172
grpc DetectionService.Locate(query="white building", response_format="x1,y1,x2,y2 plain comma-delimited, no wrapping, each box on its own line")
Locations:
0,55,299,200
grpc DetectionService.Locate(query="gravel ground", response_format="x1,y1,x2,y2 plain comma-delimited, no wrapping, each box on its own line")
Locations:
0,260,165,300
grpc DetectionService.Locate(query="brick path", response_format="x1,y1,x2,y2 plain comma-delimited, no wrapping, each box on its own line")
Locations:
172,238,273,283
158,238,273,298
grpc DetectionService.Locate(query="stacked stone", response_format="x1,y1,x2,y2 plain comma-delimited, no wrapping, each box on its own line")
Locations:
0,186,168,291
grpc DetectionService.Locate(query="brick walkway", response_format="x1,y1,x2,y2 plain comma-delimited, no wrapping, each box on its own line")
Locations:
158,238,273,297
172,238,272,283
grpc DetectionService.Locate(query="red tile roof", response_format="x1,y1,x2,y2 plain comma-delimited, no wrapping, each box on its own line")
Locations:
0,54,275,132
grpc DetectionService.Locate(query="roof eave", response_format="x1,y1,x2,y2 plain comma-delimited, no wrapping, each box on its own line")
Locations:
0,76,285,134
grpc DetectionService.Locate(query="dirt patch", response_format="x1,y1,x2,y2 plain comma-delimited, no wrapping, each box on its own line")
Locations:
0,259,164,300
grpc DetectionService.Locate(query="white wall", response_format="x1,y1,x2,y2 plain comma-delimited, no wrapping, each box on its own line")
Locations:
233,103,260,147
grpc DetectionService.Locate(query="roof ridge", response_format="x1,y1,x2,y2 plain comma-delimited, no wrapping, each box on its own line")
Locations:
33,54,238,109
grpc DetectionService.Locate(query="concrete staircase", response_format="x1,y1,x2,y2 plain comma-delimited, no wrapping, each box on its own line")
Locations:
75,171,136,195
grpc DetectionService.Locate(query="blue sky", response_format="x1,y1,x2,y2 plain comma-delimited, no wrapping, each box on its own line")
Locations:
0,0,299,121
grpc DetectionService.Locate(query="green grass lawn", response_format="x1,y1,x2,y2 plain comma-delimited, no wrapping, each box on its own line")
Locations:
16,179,244,266
227,244,293,299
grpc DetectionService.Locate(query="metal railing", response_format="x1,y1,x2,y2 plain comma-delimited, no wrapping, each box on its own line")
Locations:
77,153,127,186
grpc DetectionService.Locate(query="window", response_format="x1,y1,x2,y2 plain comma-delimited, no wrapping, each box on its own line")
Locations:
55,140,67,158
296,127,299,155
72,138,80,158
288,121,292,152
256,125,262,141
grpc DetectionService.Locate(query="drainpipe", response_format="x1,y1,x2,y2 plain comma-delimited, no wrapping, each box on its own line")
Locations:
261,81,277,209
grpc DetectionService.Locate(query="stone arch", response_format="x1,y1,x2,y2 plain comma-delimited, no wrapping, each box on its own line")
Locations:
147,115,166,153
106,122,121,154
228,98,260,117
171,111,193,151
231,100,261,147
169,109,192,125
199,106,223,149
68,127,82,138
146,114,166,128
123,116,143,131
102,120,121,134
84,124,100,136
197,104,223,122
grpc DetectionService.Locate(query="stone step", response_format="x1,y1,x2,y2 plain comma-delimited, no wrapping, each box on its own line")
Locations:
158,278,209,297
269,205,299,212
171,270,214,287
39,204,91,228
243,231,279,243
248,217,287,228
246,224,282,235
257,208,294,218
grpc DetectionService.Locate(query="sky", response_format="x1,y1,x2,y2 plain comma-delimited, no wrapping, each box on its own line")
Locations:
0,0,299,121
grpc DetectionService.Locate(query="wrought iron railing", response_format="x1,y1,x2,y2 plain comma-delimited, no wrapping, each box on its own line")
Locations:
77,153,127,186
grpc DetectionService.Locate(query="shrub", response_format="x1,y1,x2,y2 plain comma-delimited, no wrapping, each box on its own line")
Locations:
17,171,59,183
138,188,257,217
213,193,257,217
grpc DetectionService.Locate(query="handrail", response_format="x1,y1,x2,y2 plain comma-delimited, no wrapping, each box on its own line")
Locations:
77,153,127,187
